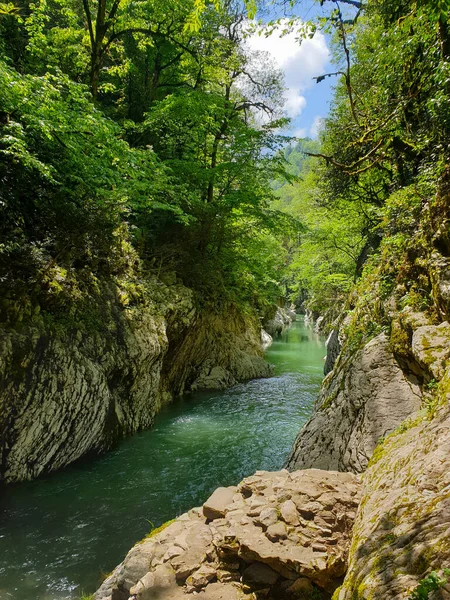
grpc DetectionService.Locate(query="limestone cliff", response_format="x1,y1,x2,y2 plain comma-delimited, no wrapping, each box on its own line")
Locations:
286,333,422,473
0,279,271,483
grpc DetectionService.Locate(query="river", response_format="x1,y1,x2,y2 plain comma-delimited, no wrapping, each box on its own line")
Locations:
0,317,325,600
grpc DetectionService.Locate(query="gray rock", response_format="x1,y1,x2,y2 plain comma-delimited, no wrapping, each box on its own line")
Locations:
261,329,273,351
338,372,450,599
0,282,273,483
324,328,341,375
412,321,450,380
287,334,422,473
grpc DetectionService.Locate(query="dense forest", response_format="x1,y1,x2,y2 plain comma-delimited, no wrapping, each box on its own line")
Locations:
2,0,449,329
2,0,450,598
0,0,298,328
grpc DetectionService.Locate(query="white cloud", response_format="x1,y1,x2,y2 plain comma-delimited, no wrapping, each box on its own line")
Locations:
246,21,329,119
292,127,307,138
309,115,324,138
284,89,307,119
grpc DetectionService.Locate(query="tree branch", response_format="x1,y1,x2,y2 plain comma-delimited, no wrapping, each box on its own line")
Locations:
336,3,359,126
305,139,383,174
321,0,362,8
82,0,95,49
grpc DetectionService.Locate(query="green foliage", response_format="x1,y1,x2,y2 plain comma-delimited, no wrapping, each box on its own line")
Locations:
0,58,177,317
0,0,295,321
273,139,368,312
408,570,450,599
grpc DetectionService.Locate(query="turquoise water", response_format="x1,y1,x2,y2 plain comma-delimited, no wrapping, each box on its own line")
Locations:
0,318,325,600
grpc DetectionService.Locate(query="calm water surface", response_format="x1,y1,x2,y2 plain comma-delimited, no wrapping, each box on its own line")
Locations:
0,318,325,600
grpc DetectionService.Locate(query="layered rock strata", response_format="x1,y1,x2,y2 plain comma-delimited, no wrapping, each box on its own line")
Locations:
0,281,271,483
95,469,361,600
286,333,422,473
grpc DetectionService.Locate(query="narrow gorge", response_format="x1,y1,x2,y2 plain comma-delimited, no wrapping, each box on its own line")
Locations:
1,0,450,599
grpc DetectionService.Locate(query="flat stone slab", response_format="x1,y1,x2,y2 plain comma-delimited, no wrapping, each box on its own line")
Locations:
95,469,361,600
203,486,238,521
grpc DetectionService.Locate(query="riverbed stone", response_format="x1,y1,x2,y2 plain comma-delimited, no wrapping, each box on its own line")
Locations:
95,469,361,600
203,486,238,521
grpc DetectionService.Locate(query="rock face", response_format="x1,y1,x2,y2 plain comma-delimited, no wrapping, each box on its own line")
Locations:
264,307,295,338
261,329,273,351
161,305,272,396
324,328,341,376
0,282,271,483
95,469,361,600
286,334,422,474
337,374,450,599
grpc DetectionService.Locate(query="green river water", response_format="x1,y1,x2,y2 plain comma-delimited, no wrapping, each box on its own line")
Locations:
0,318,325,600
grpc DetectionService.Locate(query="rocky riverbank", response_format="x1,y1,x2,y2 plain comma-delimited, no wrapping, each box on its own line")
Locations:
95,468,361,600
0,277,272,483
93,176,450,599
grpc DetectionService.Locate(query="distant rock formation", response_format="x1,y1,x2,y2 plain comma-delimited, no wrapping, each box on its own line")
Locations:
264,306,295,338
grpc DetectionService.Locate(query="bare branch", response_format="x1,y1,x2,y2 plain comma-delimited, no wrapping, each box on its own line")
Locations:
313,71,346,84
305,139,383,174
321,0,362,8
82,0,95,49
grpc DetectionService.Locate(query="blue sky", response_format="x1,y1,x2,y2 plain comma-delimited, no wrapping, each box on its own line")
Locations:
245,3,340,139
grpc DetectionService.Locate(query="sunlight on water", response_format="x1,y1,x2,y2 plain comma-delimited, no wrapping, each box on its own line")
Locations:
0,317,325,599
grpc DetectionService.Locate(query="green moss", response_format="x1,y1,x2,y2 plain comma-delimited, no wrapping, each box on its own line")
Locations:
145,518,177,539
331,586,342,600
320,388,339,411
389,319,410,357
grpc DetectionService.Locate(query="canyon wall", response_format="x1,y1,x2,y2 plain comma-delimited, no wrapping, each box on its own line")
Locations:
0,278,271,483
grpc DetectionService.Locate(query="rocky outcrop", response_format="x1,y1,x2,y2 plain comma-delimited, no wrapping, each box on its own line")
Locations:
264,307,295,338
0,281,271,483
261,329,273,351
324,328,340,376
286,334,422,474
161,306,272,395
95,468,361,600
336,371,450,599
